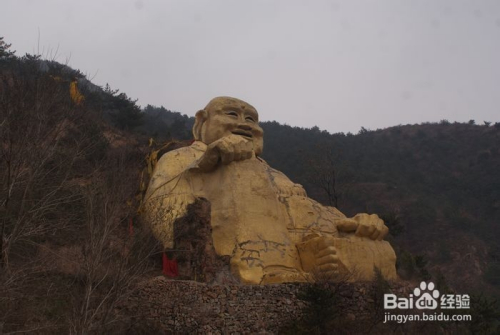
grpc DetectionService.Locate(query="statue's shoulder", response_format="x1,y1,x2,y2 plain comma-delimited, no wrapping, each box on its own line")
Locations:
257,157,307,197
153,141,206,178
157,141,205,164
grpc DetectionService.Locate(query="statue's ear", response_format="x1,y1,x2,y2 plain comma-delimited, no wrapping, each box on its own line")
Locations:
193,109,207,141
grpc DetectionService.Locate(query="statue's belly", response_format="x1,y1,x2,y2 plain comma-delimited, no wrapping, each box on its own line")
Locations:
189,158,344,283
192,159,301,281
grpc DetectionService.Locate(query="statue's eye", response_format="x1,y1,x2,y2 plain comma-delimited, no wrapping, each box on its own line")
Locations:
225,111,238,117
245,116,255,123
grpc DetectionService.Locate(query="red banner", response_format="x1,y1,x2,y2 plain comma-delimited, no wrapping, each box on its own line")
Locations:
162,253,179,277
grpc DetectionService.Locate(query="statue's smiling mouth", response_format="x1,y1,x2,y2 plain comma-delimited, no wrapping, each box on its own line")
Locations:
232,130,253,139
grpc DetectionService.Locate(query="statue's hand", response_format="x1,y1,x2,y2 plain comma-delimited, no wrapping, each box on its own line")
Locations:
337,214,388,240
197,134,254,171
314,236,340,277
297,234,340,277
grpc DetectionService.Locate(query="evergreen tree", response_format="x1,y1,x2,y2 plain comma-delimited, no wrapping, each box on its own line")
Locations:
0,37,16,60
102,84,143,130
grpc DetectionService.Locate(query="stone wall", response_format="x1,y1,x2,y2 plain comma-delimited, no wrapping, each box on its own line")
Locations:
119,277,411,334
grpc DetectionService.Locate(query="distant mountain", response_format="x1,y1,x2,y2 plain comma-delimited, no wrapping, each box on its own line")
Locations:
139,105,193,141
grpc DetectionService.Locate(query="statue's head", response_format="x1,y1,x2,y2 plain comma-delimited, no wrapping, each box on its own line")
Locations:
193,96,264,155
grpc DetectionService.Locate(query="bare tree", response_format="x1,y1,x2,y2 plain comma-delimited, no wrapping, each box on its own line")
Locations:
1,56,159,334
306,143,352,209
0,59,91,269
0,56,104,333
68,151,161,334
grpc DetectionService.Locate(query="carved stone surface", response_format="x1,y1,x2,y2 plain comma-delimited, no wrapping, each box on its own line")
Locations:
143,97,397,284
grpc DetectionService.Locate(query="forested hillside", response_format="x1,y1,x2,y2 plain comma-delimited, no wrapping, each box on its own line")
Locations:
0,38,161,333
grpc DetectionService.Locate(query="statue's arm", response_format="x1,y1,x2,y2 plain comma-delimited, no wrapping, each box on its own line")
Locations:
336,213,389,241
143,146,202,248
146,146,203,195
196,135,255,172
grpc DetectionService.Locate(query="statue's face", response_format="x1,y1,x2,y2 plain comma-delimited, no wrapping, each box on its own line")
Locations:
200,97,264,155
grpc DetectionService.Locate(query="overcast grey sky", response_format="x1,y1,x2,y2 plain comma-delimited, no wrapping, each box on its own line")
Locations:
2,0,500,133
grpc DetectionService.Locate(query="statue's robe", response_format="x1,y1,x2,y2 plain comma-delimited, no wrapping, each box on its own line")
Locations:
144,141,396,284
